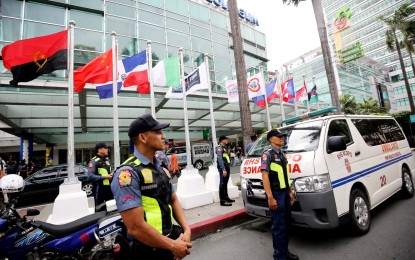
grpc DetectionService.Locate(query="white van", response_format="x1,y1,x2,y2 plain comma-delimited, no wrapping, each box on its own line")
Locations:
240,114,415,234
166,142,213,170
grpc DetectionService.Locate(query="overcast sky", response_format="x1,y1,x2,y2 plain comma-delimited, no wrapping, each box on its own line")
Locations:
236,0,321,71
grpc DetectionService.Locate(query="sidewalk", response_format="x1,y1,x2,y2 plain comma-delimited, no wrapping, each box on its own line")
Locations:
17,173,252,240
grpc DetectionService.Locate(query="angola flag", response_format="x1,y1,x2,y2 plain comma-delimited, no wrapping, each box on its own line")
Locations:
1,30,68,87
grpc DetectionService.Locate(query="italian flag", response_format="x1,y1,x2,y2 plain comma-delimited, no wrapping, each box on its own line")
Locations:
152,56,180,87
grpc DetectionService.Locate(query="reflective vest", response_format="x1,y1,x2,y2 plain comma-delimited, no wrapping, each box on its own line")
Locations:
121,156,173,235
92,156,111,185
267,149,290,190
221,146,231,164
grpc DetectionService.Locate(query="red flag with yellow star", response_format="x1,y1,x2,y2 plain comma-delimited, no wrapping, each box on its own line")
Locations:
73,49,113,93
1,30,68,87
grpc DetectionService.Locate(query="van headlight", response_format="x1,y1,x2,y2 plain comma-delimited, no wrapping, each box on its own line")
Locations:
293,174,331,193
241,177,247,189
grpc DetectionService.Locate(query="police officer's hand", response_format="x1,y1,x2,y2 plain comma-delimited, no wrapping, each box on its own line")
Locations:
106,173,113,180
181,229,191,243
268,196,278,211
289,191,295,205
222,170,227,177
172,234,192,259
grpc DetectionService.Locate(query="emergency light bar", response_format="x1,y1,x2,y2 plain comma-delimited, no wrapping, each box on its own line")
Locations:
282,106,339,124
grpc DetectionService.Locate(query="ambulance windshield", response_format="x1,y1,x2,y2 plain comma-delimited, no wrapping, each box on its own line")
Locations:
247,120,323,157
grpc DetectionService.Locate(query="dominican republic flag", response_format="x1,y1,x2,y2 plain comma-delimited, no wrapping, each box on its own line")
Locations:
96,50,149,99
2,30,68,87
295,81,308,102
247,72,265,99
252,79,278,108
281,78,295,103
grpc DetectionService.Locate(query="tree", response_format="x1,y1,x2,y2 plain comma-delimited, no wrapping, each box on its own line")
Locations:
340,94,358,114
401,20,415,85
379,3,415,114
358,98,388,115
282,0,341,113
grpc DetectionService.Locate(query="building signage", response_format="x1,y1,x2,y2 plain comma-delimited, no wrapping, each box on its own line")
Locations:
205,0,259,26
338,43,364,64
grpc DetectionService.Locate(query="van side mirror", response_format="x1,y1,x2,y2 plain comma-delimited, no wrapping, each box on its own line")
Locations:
327,136,347,154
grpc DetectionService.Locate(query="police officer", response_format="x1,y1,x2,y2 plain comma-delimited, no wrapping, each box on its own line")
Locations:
88,143,113,206
261,129,299,260
111,114,191,260
216,135,234,206
245,133,258,154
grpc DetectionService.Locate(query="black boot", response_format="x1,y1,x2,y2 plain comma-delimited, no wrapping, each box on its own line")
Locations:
286,251,299,260
225,198,235,203
220,201,232,206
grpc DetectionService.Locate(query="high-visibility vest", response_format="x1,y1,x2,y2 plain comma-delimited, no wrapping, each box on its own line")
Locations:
92,156,111,185
267,149,290,190
121,156,173,235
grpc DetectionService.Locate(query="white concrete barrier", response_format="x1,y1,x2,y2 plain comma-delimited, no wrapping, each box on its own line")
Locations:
176,168,213,209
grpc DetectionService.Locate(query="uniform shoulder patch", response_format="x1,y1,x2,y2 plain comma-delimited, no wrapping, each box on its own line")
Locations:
118,169,132,187
262,153,268,161
88,162,93,168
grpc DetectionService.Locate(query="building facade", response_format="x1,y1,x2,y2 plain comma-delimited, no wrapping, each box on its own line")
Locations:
0,0,271,164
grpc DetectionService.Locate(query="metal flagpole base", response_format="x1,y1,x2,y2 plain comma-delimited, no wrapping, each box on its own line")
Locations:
47,180,91,224
204,165,220,202
176,168,213,209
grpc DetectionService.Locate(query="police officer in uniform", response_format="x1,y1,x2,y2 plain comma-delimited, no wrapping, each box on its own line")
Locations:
215,135,235,206
88,143,113,206
261,129,299,260
111,114,191,260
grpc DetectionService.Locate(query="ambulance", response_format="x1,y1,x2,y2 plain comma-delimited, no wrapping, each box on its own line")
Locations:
240,113,415,234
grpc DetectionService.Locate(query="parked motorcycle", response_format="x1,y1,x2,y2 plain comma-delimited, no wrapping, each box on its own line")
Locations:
0,174,123,260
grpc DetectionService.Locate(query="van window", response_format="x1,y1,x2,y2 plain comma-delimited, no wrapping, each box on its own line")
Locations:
351,119,405,146
327,119,353,144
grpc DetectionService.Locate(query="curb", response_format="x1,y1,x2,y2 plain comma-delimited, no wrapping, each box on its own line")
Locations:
189,209,253,240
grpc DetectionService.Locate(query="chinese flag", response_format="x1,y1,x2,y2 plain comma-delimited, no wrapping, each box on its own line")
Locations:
74,49,113,93
1,30,68,87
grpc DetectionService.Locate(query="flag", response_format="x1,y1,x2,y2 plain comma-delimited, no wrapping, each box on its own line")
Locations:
295,81,308,102
121,50,149,94
252,79,278,108
225,80,239,103
185,62,209,95
308,84,318,104
94,50,149,98
74,49,113,93
2,30,68,87
165,85,184,99
247,72,265,99
152,56,180,86
281,78,295,103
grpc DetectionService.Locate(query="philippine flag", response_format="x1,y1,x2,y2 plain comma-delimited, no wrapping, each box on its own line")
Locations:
96,50,149,99
252,79,278,108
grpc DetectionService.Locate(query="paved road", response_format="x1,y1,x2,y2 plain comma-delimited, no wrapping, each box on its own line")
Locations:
188,192,415,260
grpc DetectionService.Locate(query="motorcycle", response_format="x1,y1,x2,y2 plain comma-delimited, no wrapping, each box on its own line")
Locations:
0,174,123,260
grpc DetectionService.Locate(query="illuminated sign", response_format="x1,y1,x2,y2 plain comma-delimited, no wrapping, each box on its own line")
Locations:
205,0,259,26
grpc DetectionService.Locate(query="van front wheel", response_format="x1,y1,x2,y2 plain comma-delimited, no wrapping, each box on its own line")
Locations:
194,160,203,170
349,189,370,235
401,168,414,198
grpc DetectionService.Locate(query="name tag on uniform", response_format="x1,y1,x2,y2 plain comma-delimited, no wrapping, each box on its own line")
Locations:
142,168,153,183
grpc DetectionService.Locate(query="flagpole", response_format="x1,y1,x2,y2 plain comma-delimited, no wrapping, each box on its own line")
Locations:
180,48,193,169
111,32,120,168
260,66,272,130
66,20,77,183
313,76,320,110
147,41,156,118
276,70,286,127
290,73,298,116
304,75,310,113
205,53,218,163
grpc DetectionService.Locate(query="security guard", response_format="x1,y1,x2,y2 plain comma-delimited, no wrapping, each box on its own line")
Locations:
111,114,191,260
88,143,113,206
261,129,299,260
215,135,234,206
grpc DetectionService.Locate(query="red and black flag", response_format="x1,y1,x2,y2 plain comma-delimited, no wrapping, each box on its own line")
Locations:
1,30,68,87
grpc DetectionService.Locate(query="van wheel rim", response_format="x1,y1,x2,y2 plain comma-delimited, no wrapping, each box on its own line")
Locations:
404,172,413,194
82,184,93,195
354,197,368,227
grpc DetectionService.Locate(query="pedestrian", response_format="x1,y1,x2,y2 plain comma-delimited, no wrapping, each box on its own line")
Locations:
111,114,192,260
26,159,38,176
215,135,235,206
169,148,181,179
17,159,28,179
230,147,236,166
156,141,170,169
245,133,258,154
87,143,113,207
0,155,8,205
236,146,242,165
6,155,17,175
261,129,298,260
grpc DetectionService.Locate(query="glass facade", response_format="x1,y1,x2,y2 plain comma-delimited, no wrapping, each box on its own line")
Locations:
0,0,267,94
321,0,415,112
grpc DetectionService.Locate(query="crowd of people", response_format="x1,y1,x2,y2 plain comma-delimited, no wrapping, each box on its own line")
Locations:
0,154,40,179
